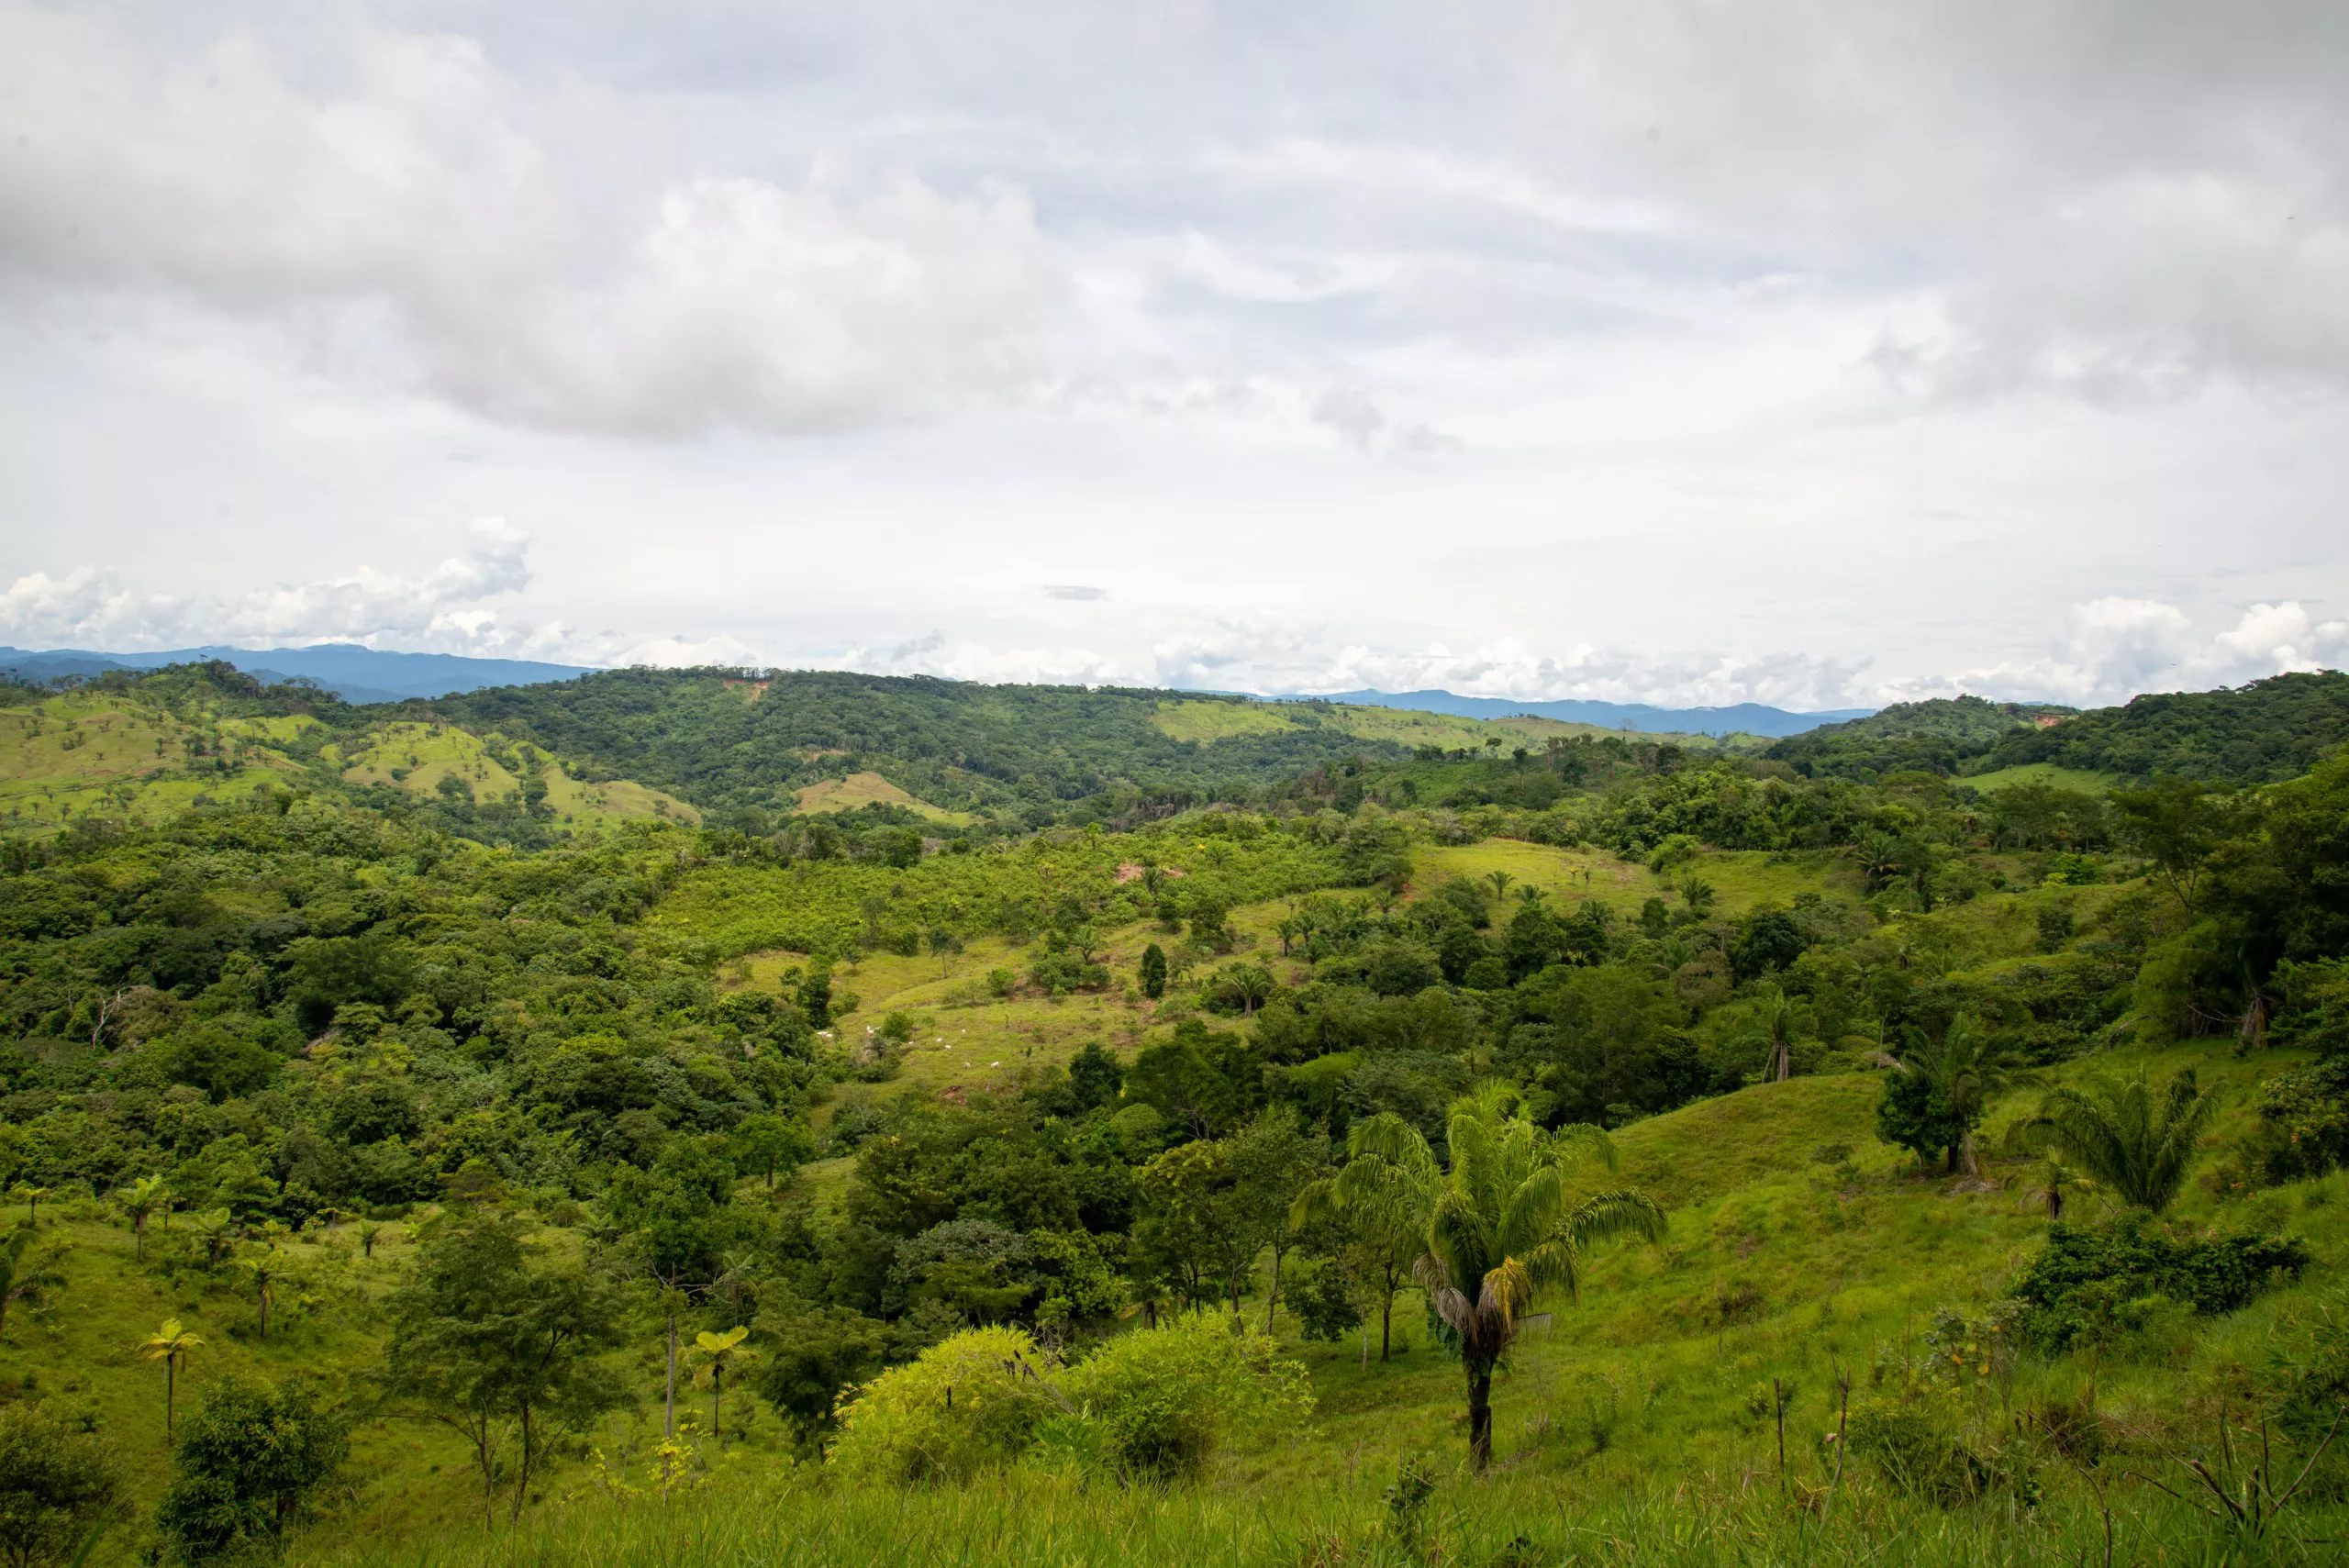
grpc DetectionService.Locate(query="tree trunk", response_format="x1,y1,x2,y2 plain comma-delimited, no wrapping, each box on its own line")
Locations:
165,1356,176,1440
1263,1244,1284,1333
1958,1130,1982,1180
712,1366,723,1442
1467,1365,1494,1471
1772,1039,1791,1083
1380,1289,1394,1362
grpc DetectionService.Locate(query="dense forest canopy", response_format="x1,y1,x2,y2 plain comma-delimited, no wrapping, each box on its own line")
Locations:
1772,671,2349,785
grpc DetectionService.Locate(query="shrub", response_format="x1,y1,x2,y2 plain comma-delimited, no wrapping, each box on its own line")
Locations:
1844,1402,2036,1507
828,1326,1063,1486
2011,1218,2311,1354
0,1403,120,1568
1054,1312,1313,1483
154,1377,348,1563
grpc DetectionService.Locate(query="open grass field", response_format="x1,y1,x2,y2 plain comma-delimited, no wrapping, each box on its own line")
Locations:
1957,763,2121,795
0,691,313,830
1149,698,1732,754
1414,840,1869,917
792,771,969,824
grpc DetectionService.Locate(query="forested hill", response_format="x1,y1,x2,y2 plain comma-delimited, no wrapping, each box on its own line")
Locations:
1772,672,2349,785
432,669,1403,819
1767,695,2074,780
1976,670,2349,784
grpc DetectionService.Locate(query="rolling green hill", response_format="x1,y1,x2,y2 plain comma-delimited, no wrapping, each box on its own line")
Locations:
1978,670,2349,784
1771,673,2349,787
4,662,2348,1568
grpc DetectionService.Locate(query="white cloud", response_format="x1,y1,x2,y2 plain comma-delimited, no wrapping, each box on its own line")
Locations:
1923,598,2349,706
0,14,1068,436
0,518,554,654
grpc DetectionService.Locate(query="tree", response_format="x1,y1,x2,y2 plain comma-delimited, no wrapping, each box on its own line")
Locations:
119,1176,169,1262
690,1327,760,1442
0,1402,121,1568
1485,871,1516,905
0,1229,64,1345
1880,1017,2028,1178
1133,1140,1249,1313
2111,776,2232,917
1924,1017,2032,1179
1744,985,1802,1084
1139,943,1168,1000
1211,962,1275,1019
238,1250,291,1342
142,1319,206,1440
381,1214,625,1524
8,1189,50,1229
730,1114,813,1191
1230,1108,1328,1332
2012,1069,2214,1214
1375,1088,1663,1468
154,1377,347,1564
796,961,833,1029
1295,1112,1440,1362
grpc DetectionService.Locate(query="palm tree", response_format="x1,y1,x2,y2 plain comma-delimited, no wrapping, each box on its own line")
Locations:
0,1227,65,1342
2013,1069,2214,1213
190,1208,237,1267
142,1318,205,1440
2016,1154,2094,1224
1745,985,1801,1083
1485,871,1515,905
239,1249,289,1340
119,1175,168,1261
1915,1016,2033,1179
1358,1087,1664,1469
1513,885,1549,907
10,1185,51,1227
691,1327,761,1441
1676,873,1717,912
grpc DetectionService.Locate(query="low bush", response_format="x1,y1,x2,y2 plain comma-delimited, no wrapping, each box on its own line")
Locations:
2010,1218,2311,1354
1052,1313,1313,1484
828,1326,1064,1486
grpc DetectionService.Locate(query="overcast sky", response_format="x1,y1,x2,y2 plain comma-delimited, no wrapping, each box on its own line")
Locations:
5,1,2347,709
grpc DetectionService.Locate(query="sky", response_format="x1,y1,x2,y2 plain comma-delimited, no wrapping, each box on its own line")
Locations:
4,1,2347,711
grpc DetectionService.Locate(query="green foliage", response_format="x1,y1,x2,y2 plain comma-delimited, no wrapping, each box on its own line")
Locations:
436,669,1411,817
1051,1312,1311,1483
0,1403,120,1568
1982,672,2349,785
154,1376,348,1563
2014,1069,2213,1211
1843,1402,2037,1507
828,1325,1063,1486
2010,1218,2312,1353
381,1214,625,1521
1770,697,2073,781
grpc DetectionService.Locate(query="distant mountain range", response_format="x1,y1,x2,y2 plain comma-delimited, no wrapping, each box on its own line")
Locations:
1285,688,1876,739
0,644,593,705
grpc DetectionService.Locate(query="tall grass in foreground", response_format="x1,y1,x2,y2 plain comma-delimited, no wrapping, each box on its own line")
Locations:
306,1471,2348,1568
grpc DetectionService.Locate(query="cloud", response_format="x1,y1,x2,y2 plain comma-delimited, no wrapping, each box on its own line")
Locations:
1928,598,2349,706
0,518,556,655
1041,585,1107,601
0,15,1068,437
